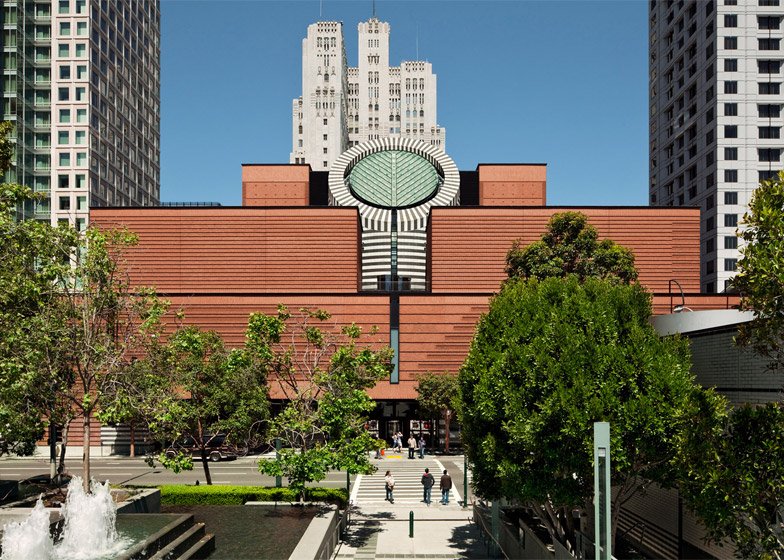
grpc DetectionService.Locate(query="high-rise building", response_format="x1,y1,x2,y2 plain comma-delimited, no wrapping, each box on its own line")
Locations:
290,16,445,169
649,0,784,294
2,0,160,227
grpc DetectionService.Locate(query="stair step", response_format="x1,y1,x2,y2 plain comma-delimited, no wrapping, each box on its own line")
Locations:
116,514,195,560
149,522,207,560
178,533,216,560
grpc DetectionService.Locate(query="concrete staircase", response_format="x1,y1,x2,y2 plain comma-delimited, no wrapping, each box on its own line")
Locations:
117,513,215,560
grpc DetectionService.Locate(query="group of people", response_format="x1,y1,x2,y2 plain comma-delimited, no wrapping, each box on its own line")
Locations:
390,432,427,459
384,468,452,505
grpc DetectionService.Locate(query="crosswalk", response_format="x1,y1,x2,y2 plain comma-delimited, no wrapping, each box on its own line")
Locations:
350,455,462,506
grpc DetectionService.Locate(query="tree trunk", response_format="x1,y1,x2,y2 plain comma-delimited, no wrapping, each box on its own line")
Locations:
200,448,213,485
58,421,70,478
82,414,91,493
444,410,451,453
129,423,135,458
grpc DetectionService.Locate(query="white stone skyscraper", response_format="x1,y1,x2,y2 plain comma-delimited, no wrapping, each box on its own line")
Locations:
649,0,784,293
2,0,160,227
290,16,445,169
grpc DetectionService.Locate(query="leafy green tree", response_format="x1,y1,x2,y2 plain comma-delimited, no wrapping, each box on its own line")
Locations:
258,306,392,501
103,319,270,485
505,211,638,284
458,276,701,551
676,398,784,559
733,172,784,371
415,372,458,452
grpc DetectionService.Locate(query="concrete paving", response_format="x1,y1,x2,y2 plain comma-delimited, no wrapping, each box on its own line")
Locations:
333,454,497,560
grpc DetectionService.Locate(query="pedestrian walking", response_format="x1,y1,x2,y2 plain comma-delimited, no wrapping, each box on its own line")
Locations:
421,468,435,504
396,431,403,453
418,434,426,458
408,435,417,459
384,470,395,503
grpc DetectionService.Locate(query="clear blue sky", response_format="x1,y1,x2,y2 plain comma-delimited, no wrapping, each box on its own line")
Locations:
160,0,648,206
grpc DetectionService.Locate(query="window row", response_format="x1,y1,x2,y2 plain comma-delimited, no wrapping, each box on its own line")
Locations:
58,21,89,37
724,125,783,138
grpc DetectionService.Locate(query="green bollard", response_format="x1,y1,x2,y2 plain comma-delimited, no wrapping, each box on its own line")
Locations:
409,510,414,538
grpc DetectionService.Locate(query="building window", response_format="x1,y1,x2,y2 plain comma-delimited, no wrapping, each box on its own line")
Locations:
759,82,781,94
725,147,738,160
58,43,70,57
75,87,85,101
706,216,716,231
760,0,780,6
323,161,328,168
706,259,715,274
323,134,327,141
76,65,87,80
724,214,738,227
75,152,86,167
724,81,738,94
759,104,781,117
725,169,738,182
59,109,71,123
724,125,738,138
59,196,70,210
58,87,69,101
724,191,738,205
724,259,738,271
724,58,738,71
724,36,738,49
77,196,87,211
725,236,738,249
707,238,715,253
323,147,328,154
76,109,86,123
758,60,781,74
724,14,738,27
59,65,71,79
59,153,70,166
707,194,715,210
759,126,781,138
76,21,87,36
759,38,780,50
759,15,782,29
75,174,85,188
759,169,778,181
75,43,86,57
58,175,69,189
58,0,69,13
59,22,71,36
759,148,781,161
57,131,69,145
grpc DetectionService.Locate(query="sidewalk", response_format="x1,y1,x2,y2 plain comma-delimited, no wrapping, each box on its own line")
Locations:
333,454,496,559
333,503,495,560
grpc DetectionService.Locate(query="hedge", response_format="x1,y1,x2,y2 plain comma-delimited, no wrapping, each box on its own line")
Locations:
157,485,348,508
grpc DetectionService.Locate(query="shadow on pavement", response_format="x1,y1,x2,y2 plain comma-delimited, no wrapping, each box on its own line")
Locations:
448,521,498,559
342,519,381,549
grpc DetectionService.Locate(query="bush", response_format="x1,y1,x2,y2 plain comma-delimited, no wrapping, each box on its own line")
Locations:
156,485,348,508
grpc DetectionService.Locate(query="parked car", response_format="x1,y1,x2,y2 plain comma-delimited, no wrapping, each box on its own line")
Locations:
164,434,238,462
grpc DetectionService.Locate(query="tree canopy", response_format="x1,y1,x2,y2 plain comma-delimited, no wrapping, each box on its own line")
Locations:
257,306,392,500
505,211,638,284
102,319,271,485
733,172,784,371
676,398,784,559
458,276,702,551
415,371,458,452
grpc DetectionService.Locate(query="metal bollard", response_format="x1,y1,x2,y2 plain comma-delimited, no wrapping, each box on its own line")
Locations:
409,510,414,538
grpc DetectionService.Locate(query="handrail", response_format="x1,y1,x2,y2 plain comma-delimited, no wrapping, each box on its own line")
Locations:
472,501,511,560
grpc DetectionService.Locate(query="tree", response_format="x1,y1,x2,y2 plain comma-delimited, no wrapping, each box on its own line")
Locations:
102,319,270,485
505,211,638,284
733,172,784,371
676,398,784,559
257,306,392,501
415,372,459,452
458,276,702,552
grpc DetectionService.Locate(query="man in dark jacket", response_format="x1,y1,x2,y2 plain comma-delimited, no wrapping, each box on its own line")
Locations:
440,469,453,504
421,467,435,504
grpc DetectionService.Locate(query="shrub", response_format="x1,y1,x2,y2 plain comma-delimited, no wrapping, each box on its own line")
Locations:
156,485,348,508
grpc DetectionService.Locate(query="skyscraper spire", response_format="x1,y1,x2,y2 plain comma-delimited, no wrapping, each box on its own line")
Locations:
372,0,376,18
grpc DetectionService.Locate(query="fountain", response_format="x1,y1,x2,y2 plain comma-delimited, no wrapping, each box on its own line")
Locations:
0,477,129,560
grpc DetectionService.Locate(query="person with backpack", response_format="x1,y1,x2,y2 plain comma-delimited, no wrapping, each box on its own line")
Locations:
421,467,435,504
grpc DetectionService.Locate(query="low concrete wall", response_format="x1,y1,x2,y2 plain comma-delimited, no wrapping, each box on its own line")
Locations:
284,504,341,560
116,488,160,514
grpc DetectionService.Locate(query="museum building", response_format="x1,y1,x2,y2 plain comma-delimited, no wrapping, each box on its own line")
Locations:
89,138,737,448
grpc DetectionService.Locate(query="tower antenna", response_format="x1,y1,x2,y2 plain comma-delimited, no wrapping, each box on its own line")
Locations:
319,0,323,18
416,23,419,60
372,0,376,18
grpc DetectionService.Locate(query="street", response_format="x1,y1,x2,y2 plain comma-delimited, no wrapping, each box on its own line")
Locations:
0,454,354,489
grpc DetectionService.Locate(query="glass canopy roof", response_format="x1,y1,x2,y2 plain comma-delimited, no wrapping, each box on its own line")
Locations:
348,150,440,209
